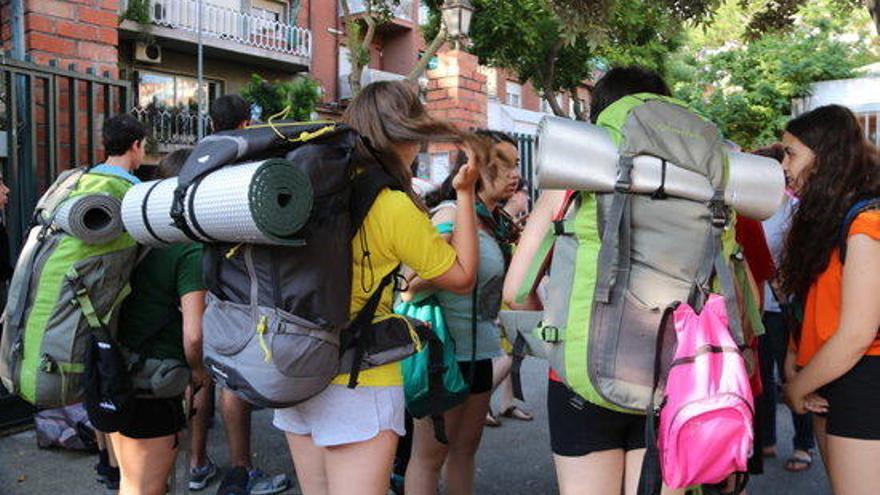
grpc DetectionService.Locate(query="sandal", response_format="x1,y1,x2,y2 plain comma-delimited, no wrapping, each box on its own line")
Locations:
500,405,534,421
784,451,813,473
484,411,501,427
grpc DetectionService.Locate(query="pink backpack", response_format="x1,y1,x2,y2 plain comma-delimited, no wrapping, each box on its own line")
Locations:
640,295,754,493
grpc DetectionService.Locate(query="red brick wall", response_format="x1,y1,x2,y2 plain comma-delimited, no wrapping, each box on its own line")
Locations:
425,49,487,131
22,0,120,77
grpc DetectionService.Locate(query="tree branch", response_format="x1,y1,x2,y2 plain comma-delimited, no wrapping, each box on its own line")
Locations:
542,37,566,117
569,88,588,121
407,25,448,81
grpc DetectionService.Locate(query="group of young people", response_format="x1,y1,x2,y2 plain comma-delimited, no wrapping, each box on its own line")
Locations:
45,65,880,495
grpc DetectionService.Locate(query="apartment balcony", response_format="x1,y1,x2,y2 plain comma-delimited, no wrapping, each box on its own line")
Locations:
338,68,407,100
120,0,311,72
342,0,416,32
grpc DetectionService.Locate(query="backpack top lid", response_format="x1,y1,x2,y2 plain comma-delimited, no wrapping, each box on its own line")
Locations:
596,93,728,196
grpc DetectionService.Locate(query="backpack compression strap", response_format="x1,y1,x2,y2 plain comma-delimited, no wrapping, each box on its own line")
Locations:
839,198,880,263
343,267,398,388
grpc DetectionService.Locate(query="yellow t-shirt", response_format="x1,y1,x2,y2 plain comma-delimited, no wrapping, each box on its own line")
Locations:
331,189,457,386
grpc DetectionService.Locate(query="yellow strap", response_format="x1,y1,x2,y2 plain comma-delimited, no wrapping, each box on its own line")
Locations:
226,243,243,259
373,314,423,352
256,316,272,363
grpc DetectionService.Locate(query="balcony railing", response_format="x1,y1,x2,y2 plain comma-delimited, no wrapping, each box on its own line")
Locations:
343,0,414,21
123,0,311,59
131,106,211,147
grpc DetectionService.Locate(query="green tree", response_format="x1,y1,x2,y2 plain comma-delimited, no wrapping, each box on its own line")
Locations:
424,0,715,120
241,74,322,121
671,0,879,149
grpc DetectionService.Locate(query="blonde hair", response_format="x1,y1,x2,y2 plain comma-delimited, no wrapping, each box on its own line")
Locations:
342,81,463,206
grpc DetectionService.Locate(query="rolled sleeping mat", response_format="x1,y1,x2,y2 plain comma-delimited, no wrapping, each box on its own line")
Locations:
121,177,189,246
122,158,314,246
535,116,785,220
55,193,124,244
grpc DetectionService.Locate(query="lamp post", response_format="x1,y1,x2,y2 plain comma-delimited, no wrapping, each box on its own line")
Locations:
441,0,475,49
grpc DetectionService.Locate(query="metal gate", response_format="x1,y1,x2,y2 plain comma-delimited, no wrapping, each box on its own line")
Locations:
0,55,130,258
515,133,538,205
0,56,130,432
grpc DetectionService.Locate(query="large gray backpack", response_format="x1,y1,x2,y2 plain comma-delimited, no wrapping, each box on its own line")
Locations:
506,94,746,413
174,122,430,408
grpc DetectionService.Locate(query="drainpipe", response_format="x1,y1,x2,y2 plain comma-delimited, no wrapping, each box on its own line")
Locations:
10,0,26,59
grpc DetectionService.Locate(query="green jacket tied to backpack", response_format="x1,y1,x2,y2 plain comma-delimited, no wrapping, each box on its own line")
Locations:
0,166,139,407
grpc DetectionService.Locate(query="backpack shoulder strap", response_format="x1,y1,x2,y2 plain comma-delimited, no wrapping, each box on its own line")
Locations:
350,161,403,237
839,198,880,263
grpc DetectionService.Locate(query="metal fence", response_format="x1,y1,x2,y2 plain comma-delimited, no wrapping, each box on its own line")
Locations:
514,133,538,205
0,56,130,257
130,106,211,147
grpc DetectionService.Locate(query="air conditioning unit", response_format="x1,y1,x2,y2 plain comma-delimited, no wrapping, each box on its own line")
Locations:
135,42,162,64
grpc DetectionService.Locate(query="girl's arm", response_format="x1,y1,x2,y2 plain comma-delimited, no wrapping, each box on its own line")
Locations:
403,207,456,299
181,290,210,387
502,190,566,310
786,234,880,410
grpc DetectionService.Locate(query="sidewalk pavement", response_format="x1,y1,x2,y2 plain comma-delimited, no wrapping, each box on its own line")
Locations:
0,359,830,494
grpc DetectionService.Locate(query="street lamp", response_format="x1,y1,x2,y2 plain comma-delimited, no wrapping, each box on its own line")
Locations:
441,0,475,46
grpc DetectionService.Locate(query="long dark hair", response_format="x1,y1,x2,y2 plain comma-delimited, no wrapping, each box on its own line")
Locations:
342,81,462,207
779,105,880,299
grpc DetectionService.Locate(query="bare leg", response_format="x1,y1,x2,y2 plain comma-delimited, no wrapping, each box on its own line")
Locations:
221,389,252,469
814,415,830,479
624,449,686,495
110,432,177,495
286,433,329,495
445,392,492,495
405,403,466,495
826,434,880,495
325,431,398,495
189,382,214,468
554,450,624,495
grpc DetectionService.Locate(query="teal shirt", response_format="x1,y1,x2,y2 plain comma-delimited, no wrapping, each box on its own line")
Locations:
434,226,505,362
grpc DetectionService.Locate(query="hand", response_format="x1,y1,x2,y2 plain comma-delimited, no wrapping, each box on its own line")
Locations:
0,181,9,209
784,381,828,415
452,148,480,194
190,366,212,391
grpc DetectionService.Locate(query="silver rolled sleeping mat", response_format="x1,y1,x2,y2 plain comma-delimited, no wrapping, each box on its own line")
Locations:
535,117,785,220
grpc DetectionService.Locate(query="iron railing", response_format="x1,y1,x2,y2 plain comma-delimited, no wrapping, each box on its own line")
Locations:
344,0,414,21
514,133,538,205
124,0,312,59
130,106,211,147
0,56,130,257
859,112,879,146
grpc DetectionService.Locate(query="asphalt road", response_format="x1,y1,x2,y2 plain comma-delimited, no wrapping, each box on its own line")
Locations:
0,358,830,494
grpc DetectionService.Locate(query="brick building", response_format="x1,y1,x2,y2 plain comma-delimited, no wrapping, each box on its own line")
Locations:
0,0,590,193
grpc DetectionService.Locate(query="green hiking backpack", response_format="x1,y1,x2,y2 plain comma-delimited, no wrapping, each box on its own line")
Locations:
0,167,139,407
507,94,747,413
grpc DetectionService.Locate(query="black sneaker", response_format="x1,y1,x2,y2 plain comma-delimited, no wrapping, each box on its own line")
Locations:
216,467,249,495
95,461,120,488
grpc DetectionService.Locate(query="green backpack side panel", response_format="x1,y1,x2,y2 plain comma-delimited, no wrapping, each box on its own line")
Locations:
10,171,138,405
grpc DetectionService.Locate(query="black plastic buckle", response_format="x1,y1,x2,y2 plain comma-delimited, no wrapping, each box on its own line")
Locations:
541,326,560,343
170,187,190,232
553,220,566,236
710,200,728,228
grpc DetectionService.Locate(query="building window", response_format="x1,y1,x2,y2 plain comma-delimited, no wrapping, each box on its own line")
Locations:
506,81,522,108
480,67,497,98
136,71,221,111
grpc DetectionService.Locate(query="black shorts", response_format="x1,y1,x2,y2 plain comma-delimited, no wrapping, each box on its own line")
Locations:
458,359,493,394
548,379,646,456
819,356,880,440
118,397,186,439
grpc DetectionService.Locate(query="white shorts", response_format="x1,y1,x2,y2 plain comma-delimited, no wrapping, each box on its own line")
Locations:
273,385,406,447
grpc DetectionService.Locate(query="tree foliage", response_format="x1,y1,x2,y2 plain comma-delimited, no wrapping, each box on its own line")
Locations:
670,0,879,149
241,74,322,121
